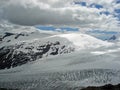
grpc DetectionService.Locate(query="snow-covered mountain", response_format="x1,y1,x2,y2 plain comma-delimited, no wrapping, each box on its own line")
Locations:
106,33,120,42
0,21,113,69
1,21,120,90
0,42,120,90
109,35,117,41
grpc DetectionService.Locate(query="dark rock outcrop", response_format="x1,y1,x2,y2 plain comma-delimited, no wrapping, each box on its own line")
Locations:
0,84,120,90
109,35,117,40
14,33,27,39
0,88,18,90
0,37,2,41
0,41,74,69
81,84,120,90
3,32,14,39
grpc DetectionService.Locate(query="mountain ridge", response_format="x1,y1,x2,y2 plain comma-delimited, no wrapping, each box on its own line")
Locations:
0,25,113,69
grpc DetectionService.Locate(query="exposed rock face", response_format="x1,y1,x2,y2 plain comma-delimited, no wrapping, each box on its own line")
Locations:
1,84,120,90
0,88,18,90
14,33,28,39
81,84,120,90
0,29,77,70
0,37,2,41
0,41,75,69
3,32,15,39
109,35,117,40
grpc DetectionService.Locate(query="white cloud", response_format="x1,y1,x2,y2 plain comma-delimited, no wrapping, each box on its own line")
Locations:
0,0,120,31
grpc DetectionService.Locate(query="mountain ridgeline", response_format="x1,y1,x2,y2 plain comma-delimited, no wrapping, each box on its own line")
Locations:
0,23,114,70
0,32,75,69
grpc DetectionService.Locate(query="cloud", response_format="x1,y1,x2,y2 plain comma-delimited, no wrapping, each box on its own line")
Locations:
0,0,120,31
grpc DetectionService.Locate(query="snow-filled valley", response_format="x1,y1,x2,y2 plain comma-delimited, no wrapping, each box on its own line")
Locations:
1,46,120,90
0,22,120,90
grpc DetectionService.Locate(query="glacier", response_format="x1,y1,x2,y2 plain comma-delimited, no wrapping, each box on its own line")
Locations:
0,21,120,90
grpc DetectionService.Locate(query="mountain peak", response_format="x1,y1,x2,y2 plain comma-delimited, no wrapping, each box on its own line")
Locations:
109,35,117,40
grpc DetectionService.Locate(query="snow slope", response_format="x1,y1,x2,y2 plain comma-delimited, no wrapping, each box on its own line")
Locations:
0,20,113,49
57,33,113,49
0,21,119,90
0,21,114,69
0,45,120,90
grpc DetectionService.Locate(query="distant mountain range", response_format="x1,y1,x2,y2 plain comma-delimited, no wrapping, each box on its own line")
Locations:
1,21,120,90
0,22,113,70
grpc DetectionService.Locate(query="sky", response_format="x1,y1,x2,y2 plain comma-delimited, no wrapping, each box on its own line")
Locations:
0,0,120,32
36,25,79,31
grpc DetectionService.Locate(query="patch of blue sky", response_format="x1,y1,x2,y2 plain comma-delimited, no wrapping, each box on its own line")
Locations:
74,1,104,10
114,14,120,21
116,0,120,4
89,3,103,9
36,26,56,31
36,26,79,31
74,1,86,6
115,9,120,14
60,27,79,31
100,11,110,15
88,30,118,34
114,9,120,20
87,30,118,40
